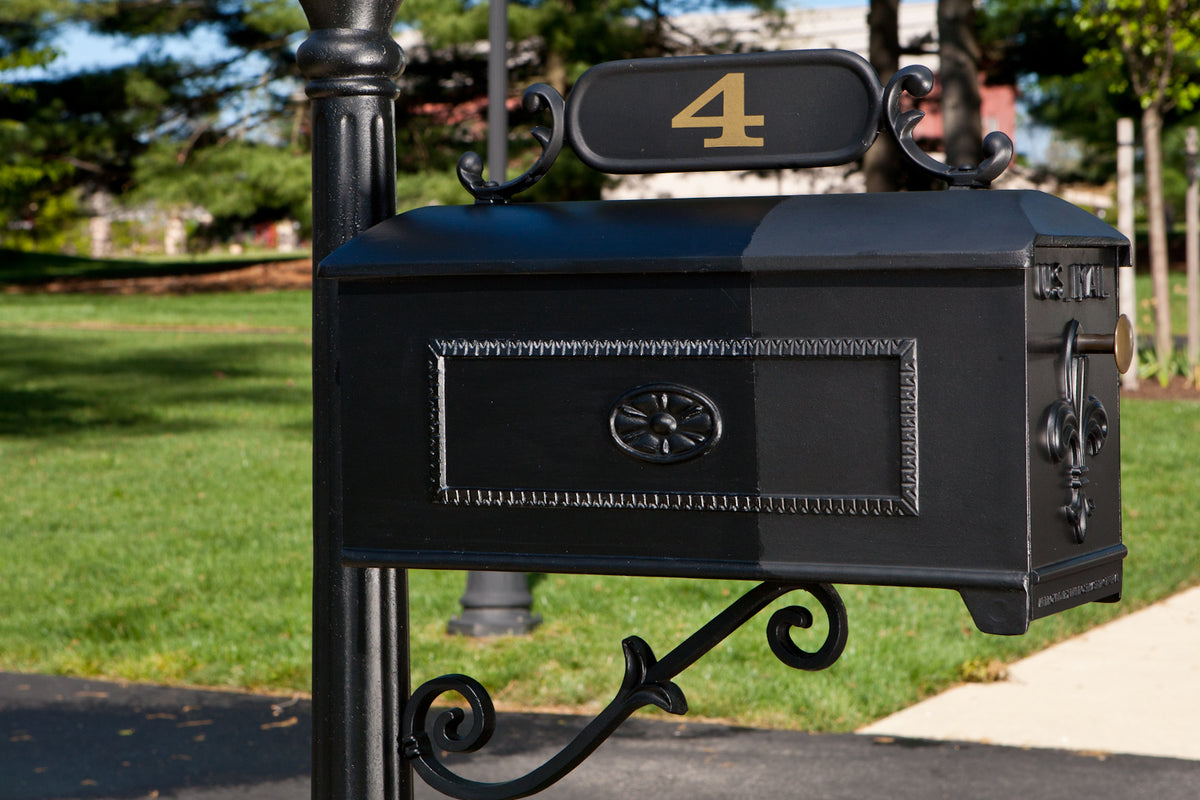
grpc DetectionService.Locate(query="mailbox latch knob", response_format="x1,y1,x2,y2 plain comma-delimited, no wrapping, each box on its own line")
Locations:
1075,314,1134,375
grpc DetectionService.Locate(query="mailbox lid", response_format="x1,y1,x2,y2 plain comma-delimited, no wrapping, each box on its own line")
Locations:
318,190,1128,280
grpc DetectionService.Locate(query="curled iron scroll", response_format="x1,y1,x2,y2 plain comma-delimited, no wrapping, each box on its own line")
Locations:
401,582,847,800
883,65,1014,189
458,83,565,205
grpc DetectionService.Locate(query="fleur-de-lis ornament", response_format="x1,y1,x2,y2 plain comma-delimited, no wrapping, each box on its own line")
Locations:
1042,320,1110,543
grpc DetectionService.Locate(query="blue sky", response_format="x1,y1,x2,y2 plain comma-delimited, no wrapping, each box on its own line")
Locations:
25,0,890,77
24,24,239,78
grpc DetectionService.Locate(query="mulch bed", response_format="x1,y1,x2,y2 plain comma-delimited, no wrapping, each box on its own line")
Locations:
3,259,313,295
1122,374,1200,401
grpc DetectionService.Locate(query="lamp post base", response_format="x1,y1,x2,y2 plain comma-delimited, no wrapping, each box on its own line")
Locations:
448,571,542,637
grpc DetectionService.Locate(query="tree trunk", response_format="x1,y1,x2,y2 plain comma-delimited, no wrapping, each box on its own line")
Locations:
937,0,982,169
1117,118,1139,389
1144,104,1174,379
545,48,568,96
543,0,573,95
865,0,902,192
1186,125,1198,383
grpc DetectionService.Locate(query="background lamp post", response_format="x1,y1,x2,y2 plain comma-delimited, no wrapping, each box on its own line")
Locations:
449,0,543,638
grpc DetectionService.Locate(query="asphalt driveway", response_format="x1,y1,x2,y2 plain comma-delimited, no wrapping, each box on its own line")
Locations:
5,671,1200,800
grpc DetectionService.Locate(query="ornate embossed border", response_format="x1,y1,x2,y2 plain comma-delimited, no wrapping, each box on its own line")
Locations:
429,338,918,516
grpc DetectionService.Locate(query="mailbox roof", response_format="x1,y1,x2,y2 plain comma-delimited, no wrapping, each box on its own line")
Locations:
319,190,1128,278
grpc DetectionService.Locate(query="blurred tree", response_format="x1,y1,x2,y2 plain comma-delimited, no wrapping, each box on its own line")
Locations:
3,0,785,236
865,0,903,192
1,0,309,243
1074,0,1199,375
400,0,781,92
864,0,948,192
982,1,1122,183
0,1,70,229
988,0,1199,374
393,0,782,202
982,1,1199,184
132,140,311,243
939,0,982,170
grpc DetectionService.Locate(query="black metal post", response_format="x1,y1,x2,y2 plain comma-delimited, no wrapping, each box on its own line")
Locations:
296,3,408,800
448,0,542,639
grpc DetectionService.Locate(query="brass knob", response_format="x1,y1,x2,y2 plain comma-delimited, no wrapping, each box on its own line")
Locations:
1076,314,1135,374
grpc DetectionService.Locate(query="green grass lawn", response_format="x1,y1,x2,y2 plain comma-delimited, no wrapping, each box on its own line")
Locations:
0,290,311,332
0,296,313,689
1133,271,1194,340
1,289,1198,732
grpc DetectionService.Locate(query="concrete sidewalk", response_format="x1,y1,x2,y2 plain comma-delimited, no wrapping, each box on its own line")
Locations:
860,584,1200,760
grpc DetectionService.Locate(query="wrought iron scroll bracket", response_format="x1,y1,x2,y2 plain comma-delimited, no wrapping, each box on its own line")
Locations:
458,83,565,205
882,65,1014,189
401,581,847,800
1041,319,1110,543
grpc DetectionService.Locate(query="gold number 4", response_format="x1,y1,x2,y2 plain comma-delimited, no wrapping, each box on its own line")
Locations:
671,73,765,148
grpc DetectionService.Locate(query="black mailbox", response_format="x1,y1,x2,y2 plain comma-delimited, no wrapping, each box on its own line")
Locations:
320,188,1129,636
298,31,1136,800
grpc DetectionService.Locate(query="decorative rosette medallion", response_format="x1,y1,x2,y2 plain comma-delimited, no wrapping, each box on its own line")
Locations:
608,383,722,464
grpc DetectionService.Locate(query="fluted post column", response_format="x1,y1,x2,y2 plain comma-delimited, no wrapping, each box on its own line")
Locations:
296,3,408,800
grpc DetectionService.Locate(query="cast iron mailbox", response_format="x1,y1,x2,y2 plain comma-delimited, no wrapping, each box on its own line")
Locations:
323,190,1128,637
319,52,1130,638
300,42,1136,798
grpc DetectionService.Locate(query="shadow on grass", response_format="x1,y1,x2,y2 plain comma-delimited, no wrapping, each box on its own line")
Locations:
0,330,310,438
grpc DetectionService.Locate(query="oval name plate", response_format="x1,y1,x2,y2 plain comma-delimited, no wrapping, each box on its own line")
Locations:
566,50,883,174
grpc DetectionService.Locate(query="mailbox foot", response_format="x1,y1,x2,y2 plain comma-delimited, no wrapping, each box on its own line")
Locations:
959,587,1030,636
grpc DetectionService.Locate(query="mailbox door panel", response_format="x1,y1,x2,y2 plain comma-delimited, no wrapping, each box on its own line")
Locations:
338,268,1031,591
750,269,1030,578
337,273,765,571
1025,250,1123,617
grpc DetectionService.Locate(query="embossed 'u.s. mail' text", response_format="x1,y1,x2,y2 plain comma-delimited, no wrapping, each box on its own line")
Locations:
1034,263,1108,302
